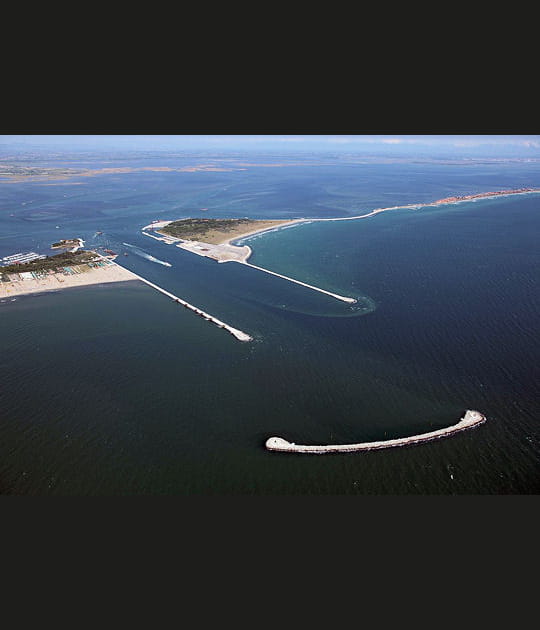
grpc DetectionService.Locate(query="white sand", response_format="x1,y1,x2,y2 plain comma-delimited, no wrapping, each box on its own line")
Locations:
221,219,307,246
0,263,139,298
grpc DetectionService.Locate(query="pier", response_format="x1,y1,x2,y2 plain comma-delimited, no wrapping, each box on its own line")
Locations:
97,254,252,342
238,261,357,304
265,410,486,453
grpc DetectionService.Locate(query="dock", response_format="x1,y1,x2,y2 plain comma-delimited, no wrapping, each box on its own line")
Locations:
265,410,486,454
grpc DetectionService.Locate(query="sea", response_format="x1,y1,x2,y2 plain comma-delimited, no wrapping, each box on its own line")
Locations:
0,154,539,494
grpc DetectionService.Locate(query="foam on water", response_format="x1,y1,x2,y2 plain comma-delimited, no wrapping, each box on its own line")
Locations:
122,242,172,267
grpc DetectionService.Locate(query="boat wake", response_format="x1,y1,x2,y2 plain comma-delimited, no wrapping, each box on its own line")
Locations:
122,243,172,267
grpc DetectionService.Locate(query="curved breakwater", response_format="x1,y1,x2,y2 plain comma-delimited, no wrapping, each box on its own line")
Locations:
266,410,486,454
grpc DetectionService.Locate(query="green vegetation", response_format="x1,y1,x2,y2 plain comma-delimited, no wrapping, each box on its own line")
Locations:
160,218,256,240
0,250,97,276
51,239,80,248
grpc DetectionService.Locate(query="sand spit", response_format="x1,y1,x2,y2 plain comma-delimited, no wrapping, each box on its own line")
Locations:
311,187,540,224
266,410,487,454
137,188,540,311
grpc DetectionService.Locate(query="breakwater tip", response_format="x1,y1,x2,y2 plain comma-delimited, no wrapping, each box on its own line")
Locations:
266,437,291,450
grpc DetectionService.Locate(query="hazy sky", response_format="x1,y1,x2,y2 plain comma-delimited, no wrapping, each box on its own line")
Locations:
1,134,540,157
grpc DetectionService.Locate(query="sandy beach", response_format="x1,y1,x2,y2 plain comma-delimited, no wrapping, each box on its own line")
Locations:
0,262,139,298
154,218,303,246
221,219,307,246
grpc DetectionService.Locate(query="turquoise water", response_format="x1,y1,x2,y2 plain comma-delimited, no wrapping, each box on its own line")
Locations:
0,159,539,493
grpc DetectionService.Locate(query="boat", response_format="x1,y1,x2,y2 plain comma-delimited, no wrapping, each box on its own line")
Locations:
123,252,128,256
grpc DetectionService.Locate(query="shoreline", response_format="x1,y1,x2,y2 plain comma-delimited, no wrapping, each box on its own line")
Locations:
6,187,533,303
136,187,540,305
100,255,252,342
0,259,139,299
230,188,540,240
223,218,307,246
144,188,540,257
312,187,540,224
0,249,253,342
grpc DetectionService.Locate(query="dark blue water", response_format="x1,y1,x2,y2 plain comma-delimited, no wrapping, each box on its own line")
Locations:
0,158,539,493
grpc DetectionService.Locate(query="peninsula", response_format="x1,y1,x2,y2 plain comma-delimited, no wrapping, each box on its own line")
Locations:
142,187,539,306
149,188,540,257
434,188,538,205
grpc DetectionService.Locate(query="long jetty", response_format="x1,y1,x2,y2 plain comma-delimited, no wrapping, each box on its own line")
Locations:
135,276,252,342
96,254,252,342
238,261,357,304
265,409,486,454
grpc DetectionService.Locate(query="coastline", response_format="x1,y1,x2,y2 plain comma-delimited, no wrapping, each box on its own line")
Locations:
0,249,253,342
8,188,533,302
0,261,139,299
151,218,303,246
222,218,307,246
310,187,540,224
143,188,540,259
136,187,540,303
226,187,540,241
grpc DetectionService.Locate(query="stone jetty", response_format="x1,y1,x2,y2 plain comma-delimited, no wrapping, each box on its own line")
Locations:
265,410,486,453
98,254,252,342
239,261,357,304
